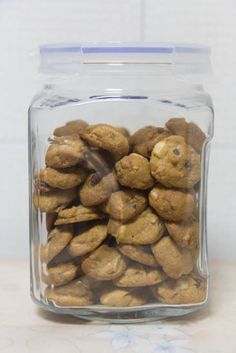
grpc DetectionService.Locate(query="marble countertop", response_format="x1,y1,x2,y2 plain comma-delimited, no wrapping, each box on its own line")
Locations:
0,261,235,353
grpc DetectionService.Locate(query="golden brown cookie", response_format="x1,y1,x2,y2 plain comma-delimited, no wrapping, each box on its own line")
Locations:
166,220,199,249
45,136,85,168
100,287,146,307
40,225,73,264
151,237,194,279
149,186,196,222
150,135,201,189
105,190,147,222
118,244,158,267
42,261,79,286
33,188,77,213
78,275,105,290
45,280,93,306
153,274,207,304
34,177,54,193
108,208,164,245
81,124,129,158
129,126,171,158
115,126,130,139
113,264,167,287
166,118,206,153
81,245,127,280
54,119,89,137
55,205,105,225
39,167,87,190
80,172,118,207
115,153,154,190
68,224,108,257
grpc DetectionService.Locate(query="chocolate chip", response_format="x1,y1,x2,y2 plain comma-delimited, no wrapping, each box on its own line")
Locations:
184,160,192,169
90,173,101,186
173,148,180,155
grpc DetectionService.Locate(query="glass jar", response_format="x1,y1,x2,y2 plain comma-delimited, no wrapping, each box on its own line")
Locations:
28,43,214,323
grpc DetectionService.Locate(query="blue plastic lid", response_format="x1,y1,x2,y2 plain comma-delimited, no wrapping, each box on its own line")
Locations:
39,42,211,74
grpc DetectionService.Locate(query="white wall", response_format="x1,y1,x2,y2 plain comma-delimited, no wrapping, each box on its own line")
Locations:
0,0,235,261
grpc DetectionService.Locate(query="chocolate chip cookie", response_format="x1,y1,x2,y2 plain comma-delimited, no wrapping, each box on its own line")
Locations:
108,208,164,245
55,205,104,225
118,244,158,267
39,167,87,190
81,124,129,158
40,225,73,264
113,264,167,287
45,280,93,306
115,153,154,190
54,119,89,137
81,245,127,280
149,186,196,222
151,237,194,279
68,224,108,257
33,188,77,213
166,117,206,153
153,274,207,304
42,261,79,286
105,190,147,222
166,220,199,249
150,135,201,189
80,172,118,207
45,136,85,168
129,126,171,157
100,287,146,307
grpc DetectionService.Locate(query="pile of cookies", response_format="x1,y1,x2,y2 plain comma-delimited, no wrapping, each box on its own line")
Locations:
33,118,207,307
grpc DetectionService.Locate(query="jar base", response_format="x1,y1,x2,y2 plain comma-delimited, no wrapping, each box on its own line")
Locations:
32,294,207,323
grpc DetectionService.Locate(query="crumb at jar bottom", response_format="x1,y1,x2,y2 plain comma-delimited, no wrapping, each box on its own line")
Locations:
31,117,209,322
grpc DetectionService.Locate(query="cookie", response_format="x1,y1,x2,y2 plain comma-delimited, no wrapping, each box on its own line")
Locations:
115,153,154,190
45,280,93,306
33,188,77,213
34,176,54,193
150,135,201,189
80,172,118,207
166,118,206,153
42,261,79,286
68,224,108,257
81,124,129,158
39,167,87,190
81,245,127,280
108,208,164,245
166,220,199,249
55,205,105,225
100,288,146,307
40,225,73,264
115,126,130,139
153,274,207,304
151,237,194,279
105,190,147,222
45,136,85,168
118,244,158,267
149,186,195,222
113,264,167,287
129,126,171,158
54,119,89,137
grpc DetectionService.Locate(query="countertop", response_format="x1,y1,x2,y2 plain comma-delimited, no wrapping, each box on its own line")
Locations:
0,261,235,353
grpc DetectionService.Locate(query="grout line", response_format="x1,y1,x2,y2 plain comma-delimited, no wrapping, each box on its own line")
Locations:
139,0,147,41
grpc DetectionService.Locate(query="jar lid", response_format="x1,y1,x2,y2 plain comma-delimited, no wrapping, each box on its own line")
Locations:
39,42,211,75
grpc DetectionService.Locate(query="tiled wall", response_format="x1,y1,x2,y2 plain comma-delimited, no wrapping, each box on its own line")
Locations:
1,0,235,260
